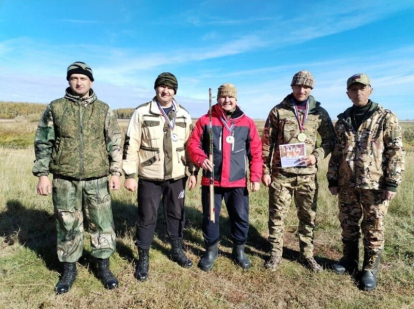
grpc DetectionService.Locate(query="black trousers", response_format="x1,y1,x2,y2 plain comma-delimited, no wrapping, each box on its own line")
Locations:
136,178,187,249
201,186,249,246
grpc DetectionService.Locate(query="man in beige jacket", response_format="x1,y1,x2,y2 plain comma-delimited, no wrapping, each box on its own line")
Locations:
123,72,197,281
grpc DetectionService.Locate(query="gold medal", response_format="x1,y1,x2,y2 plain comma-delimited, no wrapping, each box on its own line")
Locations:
297,133,306,142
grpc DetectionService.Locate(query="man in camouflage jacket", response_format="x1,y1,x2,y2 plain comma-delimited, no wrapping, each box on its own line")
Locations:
123,72,197,281
262,70,335,272
33,62,122,294
327,73,405,291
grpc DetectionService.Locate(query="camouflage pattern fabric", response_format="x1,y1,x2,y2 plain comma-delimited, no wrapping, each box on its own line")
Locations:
268,173,318,258
262,94,335,176
338,187,388,253
327,102,405,190
33,88,122,178
53,176,116,262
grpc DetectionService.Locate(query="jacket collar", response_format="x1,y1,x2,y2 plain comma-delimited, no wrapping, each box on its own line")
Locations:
150,97,180,115
281,94,320,114
337,100,379,127
65,87,97,105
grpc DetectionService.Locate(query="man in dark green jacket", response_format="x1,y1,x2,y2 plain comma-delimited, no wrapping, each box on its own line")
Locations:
33,61,123,294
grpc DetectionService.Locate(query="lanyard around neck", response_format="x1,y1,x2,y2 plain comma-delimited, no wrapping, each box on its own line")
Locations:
157,100,176,130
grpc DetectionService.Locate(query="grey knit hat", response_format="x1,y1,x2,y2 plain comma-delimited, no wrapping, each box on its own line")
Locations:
154,72,178,94
67,61,94,81
291,70,314,89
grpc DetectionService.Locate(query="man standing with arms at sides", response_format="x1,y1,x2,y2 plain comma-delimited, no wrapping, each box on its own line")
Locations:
187,83,262,272
123,72,197,281
33,61,122,294
328,74,405,291
262,71,335,272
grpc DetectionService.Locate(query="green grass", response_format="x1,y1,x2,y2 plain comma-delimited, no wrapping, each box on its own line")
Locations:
1,121,414,308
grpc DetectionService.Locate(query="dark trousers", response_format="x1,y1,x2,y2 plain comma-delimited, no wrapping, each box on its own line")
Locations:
201,186,249,246
136,178,187,249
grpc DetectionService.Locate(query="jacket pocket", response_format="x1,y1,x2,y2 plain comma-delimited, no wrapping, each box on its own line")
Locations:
140,145,160,167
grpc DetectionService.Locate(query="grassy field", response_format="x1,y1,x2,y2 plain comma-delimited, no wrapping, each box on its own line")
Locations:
1,120,414,308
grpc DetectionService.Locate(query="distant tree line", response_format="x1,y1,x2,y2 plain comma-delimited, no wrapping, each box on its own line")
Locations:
115,108,134,119
0,101,47,119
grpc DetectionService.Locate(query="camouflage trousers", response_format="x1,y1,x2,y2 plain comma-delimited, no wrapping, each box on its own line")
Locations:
268,173,318,258
52,176,116,262
338,187,389,252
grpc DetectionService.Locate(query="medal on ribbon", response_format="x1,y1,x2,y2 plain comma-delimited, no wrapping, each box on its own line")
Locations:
291,98,309,142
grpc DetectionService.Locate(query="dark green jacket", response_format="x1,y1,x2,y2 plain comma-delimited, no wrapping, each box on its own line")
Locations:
33,88,123,179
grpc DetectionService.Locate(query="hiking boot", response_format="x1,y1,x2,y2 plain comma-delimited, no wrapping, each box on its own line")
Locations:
169,239,193,268
198,242,218,272
360,249,382,291
299,256,323,273
55,262,77,294
264,254,282,271
96,258,118,289
232,243,251,269
332,240,359,275
135,247,149,281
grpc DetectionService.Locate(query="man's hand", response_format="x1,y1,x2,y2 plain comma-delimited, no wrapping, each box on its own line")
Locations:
124,178,138,192
250,182,260,192
110,175,121,191
37,175,51,196
262,174,271,187
202,159,213,172
188,175,197,190
299,154,316,167
383,190,397,201
329,187,338,195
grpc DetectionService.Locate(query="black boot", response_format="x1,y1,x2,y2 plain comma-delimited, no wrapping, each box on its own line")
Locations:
232,243,251,269
169,239,193,268
360,249,382,291
198,242,218,272
55,262,77,294
135,248,149,281
332,239,359,275
96,258,118,289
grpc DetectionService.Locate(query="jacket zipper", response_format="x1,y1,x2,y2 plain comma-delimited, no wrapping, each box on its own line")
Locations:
79,103,84,181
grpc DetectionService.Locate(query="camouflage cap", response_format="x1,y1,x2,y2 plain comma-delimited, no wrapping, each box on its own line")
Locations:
347,73,371,89
291,70,314,89
217,83,237,99
154,72,178,94
67,61,94,81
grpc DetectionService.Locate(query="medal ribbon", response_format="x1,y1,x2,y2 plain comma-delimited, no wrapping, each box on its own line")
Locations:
291,98,309,132
220,116,235,133
157,100,176,130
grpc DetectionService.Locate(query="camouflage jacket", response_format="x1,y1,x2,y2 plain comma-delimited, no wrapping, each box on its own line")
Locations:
327,101,405,191
122,98,196,181
262,94,335,176
33,88,123,179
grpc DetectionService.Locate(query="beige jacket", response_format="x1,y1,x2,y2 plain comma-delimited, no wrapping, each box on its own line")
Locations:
122,98,194,181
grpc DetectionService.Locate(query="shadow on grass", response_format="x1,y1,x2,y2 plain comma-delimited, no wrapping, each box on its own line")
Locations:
1,199,59,271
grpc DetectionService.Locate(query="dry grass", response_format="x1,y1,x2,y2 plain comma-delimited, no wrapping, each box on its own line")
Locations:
1,121,414,308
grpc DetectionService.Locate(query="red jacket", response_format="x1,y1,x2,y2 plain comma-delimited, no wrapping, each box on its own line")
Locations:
188,104,263,187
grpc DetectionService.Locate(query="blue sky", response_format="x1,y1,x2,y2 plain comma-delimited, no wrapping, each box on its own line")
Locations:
1,0,413,119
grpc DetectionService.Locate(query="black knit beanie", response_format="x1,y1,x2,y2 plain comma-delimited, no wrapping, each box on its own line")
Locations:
67,61,94,81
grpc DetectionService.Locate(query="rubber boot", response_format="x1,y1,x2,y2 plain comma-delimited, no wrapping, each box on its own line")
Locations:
360,249,382,291
169,239,193,268
332,239,359,275
198,242,218,272
55,262,77,294
135,248,149,281
232,243,251,269
96,258,118,289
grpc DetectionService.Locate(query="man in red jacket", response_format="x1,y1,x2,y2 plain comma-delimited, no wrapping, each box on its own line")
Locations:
187,83,262,271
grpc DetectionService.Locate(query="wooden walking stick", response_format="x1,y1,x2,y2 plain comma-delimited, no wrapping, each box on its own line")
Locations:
208,88,215,223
